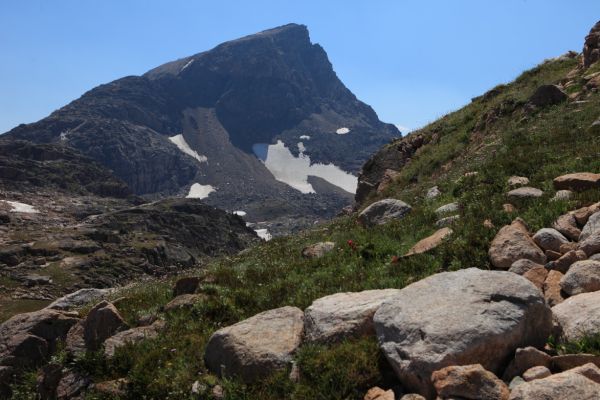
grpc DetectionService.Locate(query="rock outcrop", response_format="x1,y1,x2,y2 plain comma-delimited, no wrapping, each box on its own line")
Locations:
584,21,600,68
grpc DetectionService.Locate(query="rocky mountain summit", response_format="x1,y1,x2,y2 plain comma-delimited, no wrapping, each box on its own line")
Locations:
2,24,398,231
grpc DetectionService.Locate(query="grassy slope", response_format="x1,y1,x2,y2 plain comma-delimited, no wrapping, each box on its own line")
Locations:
11,57,600,399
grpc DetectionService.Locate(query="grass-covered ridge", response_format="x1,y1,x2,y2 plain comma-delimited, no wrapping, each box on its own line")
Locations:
11,56,600,399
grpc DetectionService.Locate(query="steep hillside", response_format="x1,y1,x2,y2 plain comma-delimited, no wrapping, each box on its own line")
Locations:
2,24,399,232
3,22,600,400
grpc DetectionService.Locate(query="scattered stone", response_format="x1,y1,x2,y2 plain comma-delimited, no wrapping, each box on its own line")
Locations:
573,203,600,226
47,288,112,311
581,212,600,242
522,366,551,381
547,249,587,273
204,306,304,382
432,364,509,400
551,190,573,201
522,266,548,290
509,259,545,275
425,186,441,200
553,173,600,192
483,219,495,229
304,289,400,343
404,228,452,256
357,199,412,227
23,274,52,286
435,215,460,227
374,268,552,398
104,320,165,357
553,354,600,371
553,291,600,341
289,361,300,383
489,219,546,269
435,202,459,215
543,270,565,307
507,187,544,199
560,260,600,296
502,346,552,381
211,385,224,399
503,203,517,213
301,242,336,259
364,386,394,400
508,363,600,399
528,84,568,107
553,213,581,241
508,176,530,187
164,294,205,312
580,231,600,257
56,370,90,399
173,276,200,296
532,228,569,253
83,301,128,351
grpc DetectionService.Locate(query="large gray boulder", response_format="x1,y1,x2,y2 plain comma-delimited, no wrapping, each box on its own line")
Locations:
358,199,412,227
489,219,546,269
580,230,600,257
532,228,569,253
204,306,304,382
373,268,552,399
581,212,600,242
560,260,600,296
104,320,165,357
304,289,400,343
508,363,600,399
507,187,544,199
553,291,600,341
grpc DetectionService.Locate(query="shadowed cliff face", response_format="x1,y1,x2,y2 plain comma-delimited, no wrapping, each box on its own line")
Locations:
3,23,398,226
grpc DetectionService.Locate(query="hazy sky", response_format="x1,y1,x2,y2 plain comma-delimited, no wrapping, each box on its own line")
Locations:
0,1,598,134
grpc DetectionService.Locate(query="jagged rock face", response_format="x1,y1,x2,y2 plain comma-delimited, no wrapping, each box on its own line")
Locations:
584,20,600,68
3,24,398,224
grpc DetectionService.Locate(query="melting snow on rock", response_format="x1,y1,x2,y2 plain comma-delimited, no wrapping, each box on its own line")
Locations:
254,140,357,194
255,228,272,241
336,127,350,135
299,135,311,140
186,183,216,199
233,211,247,217
169,134,208,163
1,200,39,213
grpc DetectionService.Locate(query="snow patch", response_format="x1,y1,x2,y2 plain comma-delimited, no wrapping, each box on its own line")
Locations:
180,59,194,72
297,142,306,153
2,200,39,213
59,131,69,142
255,228,272,241
233,211,247,217
299,135,311,140
186,183,216,199
254,140,357,194
336,127,350,135
169,134,208,163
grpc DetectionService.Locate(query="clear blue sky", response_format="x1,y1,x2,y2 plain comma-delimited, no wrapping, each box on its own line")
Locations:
1,1,598,134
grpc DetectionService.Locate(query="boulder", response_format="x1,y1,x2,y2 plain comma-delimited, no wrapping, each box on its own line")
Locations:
553,173,600,192
364,386,395,400
435,202,459,215
543,270,565,307
560,260,600,295
104,320,165,357
573,203,600,226
522,366,551,381
358,199,412,227
173,276,201,296
592,253,600,261
522,266,548,290
0,309,79,369
164,294,205,312
553,354,600,371
509,259,545,275
204,306,304,382
553,291,600,341
83,301,128,351
425,186,441,200
435,215,460,227
584,21,600,68
46,288,112,311
547,250,587,274
507,187,543,199
489,220,546,269
404,228,452,256
304,289,400,343
508,363,600,399
553,213,581,241
528,84,567,107
580,231,600,257
431,364,509,400
508,176,530,187
581,211,600,242
502,347,552,381
551,190,573,201
301,242,336,259
373,268,552,398
532,228,569,253
56,370,90,399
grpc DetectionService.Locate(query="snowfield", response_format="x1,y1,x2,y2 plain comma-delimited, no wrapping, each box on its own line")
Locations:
1,200,39,213
169,134,208,163
186,183,216,199
254,140,357,194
